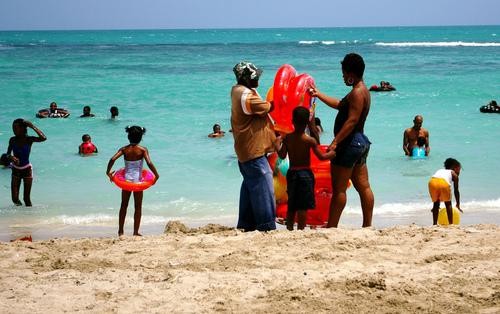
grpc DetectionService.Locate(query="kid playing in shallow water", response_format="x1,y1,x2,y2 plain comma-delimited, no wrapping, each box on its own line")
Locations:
428,158,462,225
278,107,335,230
7,119,47,206
106,126,159,236
208,123,225,138
78,134,98,155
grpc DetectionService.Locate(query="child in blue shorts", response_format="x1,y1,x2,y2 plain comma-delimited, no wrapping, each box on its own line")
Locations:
278,107,335,230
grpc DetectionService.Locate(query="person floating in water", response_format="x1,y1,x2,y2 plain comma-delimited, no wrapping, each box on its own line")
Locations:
80,105,95,118
403,115,430,157
110,106,119,119
36,102,70,118
106,126,159,237
369,81,396,92
479,100,499,113
208,124,225,138
79,134,98,155
6,119,47,206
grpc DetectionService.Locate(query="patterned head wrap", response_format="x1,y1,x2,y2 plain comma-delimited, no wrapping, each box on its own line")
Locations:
233,61,263,81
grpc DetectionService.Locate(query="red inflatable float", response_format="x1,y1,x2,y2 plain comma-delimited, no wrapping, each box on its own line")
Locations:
112,168,155,192
268,145,350,227
80,142,97,155
270,64,315,134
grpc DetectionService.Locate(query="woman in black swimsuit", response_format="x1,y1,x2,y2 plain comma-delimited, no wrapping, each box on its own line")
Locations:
310,53,374,228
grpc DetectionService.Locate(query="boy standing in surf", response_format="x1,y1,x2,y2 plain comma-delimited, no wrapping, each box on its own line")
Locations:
106,126,159,237
278,107,334,230
428,158,462,225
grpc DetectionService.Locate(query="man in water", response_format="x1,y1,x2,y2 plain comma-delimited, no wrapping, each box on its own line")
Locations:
403,115,430,156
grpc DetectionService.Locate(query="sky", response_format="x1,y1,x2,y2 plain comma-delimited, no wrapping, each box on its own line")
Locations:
0,0,499,31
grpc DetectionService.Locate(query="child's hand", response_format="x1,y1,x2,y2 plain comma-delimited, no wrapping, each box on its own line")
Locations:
107,171,115,182
153,176,159,185
457,205,463,213
11,156,19,165
324,150,336,160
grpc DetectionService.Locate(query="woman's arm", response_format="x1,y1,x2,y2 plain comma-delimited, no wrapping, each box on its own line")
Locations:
309,87,341,110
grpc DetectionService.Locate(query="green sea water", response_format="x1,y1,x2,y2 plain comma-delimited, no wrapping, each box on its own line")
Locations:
0,26,499,239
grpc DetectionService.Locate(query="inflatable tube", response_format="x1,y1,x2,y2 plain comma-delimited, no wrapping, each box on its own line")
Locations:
36,108,70,118
80,142,97,155
270,145,350,226
411,147,426,159
270,64,315,134
479,105,500,113
112,168,155,192
437,207,460,225
369,84,396,92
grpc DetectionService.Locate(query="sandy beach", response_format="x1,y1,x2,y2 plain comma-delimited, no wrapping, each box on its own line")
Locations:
0,222,498,313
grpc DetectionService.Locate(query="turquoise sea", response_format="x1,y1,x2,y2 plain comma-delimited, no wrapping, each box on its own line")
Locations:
0,26,499,240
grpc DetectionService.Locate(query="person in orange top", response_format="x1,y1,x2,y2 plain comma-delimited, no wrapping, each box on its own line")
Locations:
230,61,279,232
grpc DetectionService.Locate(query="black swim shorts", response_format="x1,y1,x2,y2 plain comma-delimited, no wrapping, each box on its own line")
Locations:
331,132,371,168
286,168,315,211
12,165,33,179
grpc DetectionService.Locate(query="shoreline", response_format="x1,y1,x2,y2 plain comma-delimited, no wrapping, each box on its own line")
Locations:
1,207,499,242
0,223,498,313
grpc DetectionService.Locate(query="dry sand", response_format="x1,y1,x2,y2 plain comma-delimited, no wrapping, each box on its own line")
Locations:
0,222,499,313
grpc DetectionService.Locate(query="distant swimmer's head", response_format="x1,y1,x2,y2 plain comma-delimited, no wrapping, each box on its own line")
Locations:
12,118,27,136
110,106,119,118
82,134,91,142
444,158,461,175
82,106,91,115
341,53,365,85
213,124,221,133
292,106,310,130
233,61,262,88
314,117,322,126
413,115,423,130
49,102,58,113
126,125,146,144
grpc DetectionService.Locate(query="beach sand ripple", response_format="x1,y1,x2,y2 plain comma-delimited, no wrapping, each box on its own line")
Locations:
0,223,499,313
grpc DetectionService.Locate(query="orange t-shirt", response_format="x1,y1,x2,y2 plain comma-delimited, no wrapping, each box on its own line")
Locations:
230,85,276,162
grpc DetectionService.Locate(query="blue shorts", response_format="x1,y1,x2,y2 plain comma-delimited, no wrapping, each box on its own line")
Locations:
237,156,276,231
286,169,315,211
331,133,371,168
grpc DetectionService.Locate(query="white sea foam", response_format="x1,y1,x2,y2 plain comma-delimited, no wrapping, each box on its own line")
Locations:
298,40,319,45
375,41,500,47
341,198,500,216
298,40,343,45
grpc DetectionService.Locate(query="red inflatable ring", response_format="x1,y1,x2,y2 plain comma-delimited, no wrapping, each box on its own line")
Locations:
112,168,155,192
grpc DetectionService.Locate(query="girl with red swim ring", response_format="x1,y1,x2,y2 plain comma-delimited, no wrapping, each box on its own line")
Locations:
78,134,98,155
106,126,160,237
